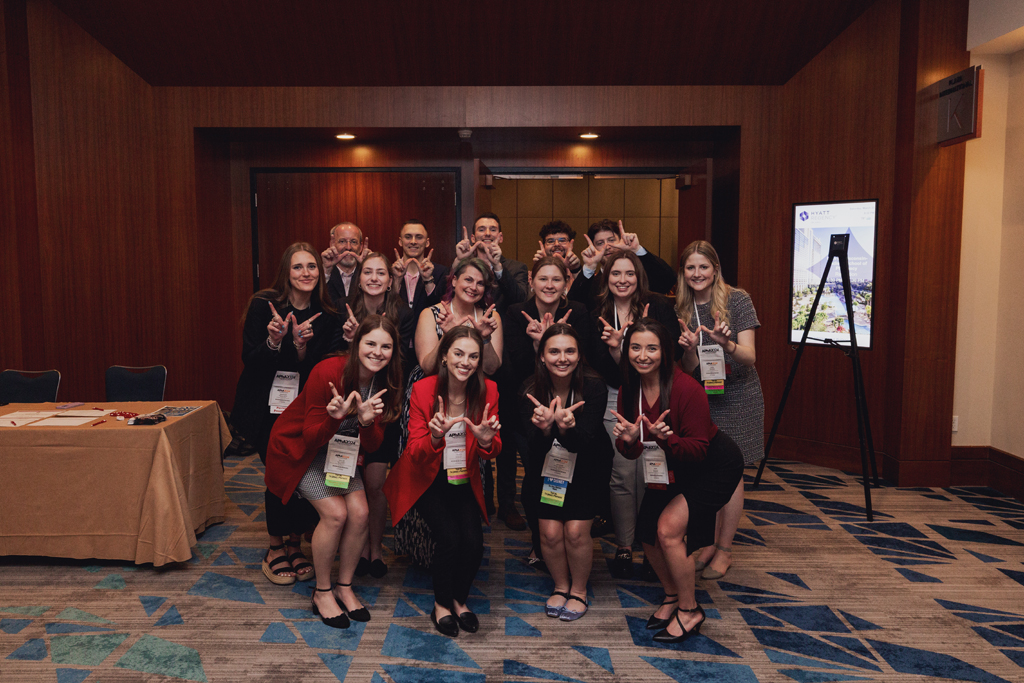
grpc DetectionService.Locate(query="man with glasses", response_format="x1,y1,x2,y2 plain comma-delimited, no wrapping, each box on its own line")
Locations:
321,222,369,307
532,220,582,274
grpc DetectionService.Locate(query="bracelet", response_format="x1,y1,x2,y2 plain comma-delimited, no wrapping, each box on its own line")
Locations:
267,337,282,351
728,341,737,354
357,418,373,428
295,343,307,352
483,337,492,345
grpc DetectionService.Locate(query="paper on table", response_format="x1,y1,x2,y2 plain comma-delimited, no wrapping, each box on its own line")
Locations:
2,418,41,427
4,411,62,419
59,410,110,417
30,416,97,426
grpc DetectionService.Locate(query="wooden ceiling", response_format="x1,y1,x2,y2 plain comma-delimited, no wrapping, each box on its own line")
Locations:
51,0,877,87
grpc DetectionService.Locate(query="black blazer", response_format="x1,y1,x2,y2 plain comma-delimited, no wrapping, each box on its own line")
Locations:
396,263,449,322
504,298,594,375
492,256,530,315
326,266,356,309
587,294,682,389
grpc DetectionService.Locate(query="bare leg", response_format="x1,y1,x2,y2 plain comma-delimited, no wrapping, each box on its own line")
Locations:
361,462,388,562
540,519,570,610
704,480,743,575
656,495,703,636
334,491,369,612
308,495,349,619
564,519,594,600
642,541,678,621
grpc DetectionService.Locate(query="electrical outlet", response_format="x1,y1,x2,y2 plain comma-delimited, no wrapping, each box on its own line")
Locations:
952,415,958,432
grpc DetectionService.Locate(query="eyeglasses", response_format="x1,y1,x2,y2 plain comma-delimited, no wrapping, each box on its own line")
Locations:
544,237,570,246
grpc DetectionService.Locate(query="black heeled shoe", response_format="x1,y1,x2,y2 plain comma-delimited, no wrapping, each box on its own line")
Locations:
431,608,459,638
454,610,479,633
646,594,678,630
334,582,371,622
310,585,349,629
653,604,705,643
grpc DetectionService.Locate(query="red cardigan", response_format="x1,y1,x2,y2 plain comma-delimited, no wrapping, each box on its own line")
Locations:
265,355,385,502
383,375,500,525
616,366,718,464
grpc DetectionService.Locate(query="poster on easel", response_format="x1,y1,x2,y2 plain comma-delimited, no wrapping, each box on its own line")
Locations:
789,200,878,349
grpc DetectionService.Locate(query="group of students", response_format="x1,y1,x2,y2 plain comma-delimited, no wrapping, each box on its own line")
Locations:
230,213,765,643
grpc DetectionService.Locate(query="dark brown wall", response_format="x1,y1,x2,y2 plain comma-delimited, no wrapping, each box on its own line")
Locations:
0,0,973,486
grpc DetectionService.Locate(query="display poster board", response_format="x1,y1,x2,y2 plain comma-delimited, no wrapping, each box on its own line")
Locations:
790,200,877,348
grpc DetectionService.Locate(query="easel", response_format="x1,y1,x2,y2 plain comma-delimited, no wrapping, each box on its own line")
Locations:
752,234,880,520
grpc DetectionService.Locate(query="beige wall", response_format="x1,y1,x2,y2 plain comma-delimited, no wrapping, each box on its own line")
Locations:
954,50,1024,459
487,177,678,265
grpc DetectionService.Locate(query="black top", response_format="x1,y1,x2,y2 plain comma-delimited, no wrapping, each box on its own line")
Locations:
492,256,530,316
587,294,682,389
231,294,340,455
568,250,677,308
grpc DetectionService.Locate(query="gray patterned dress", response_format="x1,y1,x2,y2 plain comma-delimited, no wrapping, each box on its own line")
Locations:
689,290,765,466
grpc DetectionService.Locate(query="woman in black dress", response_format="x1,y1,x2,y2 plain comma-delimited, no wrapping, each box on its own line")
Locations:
521,323,611,621
232,242,340,586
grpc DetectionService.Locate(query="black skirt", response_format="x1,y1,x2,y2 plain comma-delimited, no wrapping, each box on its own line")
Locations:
635,430,744,554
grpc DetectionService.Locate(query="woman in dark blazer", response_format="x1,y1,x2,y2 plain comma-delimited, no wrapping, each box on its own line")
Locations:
232,241,339,586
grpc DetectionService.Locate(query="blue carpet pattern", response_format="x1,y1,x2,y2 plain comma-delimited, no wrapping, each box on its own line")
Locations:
2,456,1024,681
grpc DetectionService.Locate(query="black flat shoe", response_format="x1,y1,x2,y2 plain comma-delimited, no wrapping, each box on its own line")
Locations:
334,582,370,622
354,556,371,577
647,594,678,630
368,558,388,579
455,611,479,633
310,586,349,629
431,608,459,638
653,604,705,643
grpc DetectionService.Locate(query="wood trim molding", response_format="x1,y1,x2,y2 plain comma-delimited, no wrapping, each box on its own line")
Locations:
951,445,1024,501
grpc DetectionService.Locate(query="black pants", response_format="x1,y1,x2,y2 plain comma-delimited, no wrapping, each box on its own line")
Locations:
258,449,319,539
415,471,485,609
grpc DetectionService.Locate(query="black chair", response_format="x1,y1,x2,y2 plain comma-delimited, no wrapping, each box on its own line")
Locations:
105,365,167,402
0,369,61,403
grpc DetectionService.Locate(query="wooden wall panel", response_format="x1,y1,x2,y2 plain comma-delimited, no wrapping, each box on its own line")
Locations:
254,171,457,291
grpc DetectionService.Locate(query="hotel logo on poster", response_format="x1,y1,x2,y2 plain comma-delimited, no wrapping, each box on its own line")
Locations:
790,200,877,348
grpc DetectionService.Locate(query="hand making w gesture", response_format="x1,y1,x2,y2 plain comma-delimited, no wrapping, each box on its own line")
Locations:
326,382,359,420
609,410,642,446
699,311,732,347
553,398,586,431
267,302,289,346
643,409,674,441
341,304,359,343
428,397,463,441
291,311,322,348
677,318,699,352
472,304,498,340
464,402,500,449
354,388,388,426
526,393,559,431
581,234,604,271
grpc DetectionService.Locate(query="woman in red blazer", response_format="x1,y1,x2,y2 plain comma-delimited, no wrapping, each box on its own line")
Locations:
384,326,501,638
266,315,402,629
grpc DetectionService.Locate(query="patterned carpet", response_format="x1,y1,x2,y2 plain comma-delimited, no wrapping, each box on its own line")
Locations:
3,455,1024,682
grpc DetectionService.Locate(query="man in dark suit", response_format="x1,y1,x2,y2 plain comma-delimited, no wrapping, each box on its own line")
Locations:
453,212,529,530
321,221,368,307
392,219,448,318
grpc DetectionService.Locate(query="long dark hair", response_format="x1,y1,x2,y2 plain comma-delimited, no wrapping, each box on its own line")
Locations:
348,252,402,325
339,314,403,423
526,323,590,406
618,318,673,420
241,242,338,322
434,326,487,422
443,257,495,310
597,249,650,328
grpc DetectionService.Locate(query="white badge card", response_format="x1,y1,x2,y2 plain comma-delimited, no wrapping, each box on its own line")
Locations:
540,440,577,484
642,441,670,485
269,371,300,414
443,426,467,470
324,434,359,488
604,386,619,422
698,345,726,382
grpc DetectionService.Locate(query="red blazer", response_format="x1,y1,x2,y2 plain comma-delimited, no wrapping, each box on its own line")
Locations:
265,355,385,502
383,375,500,525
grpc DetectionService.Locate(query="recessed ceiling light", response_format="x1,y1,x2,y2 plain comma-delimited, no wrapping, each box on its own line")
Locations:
336,133,355,140
580,133,598,139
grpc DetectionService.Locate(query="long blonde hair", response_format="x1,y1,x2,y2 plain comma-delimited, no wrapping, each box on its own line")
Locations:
675,241,744,329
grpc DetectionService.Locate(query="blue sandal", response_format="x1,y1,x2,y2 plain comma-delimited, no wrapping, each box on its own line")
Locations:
546,591,571,618
559,594,589,621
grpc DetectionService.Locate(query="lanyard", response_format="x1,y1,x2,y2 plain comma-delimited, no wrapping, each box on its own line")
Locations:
694,305,704,346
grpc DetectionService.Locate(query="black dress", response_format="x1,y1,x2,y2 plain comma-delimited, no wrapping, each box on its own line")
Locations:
520,374,613,521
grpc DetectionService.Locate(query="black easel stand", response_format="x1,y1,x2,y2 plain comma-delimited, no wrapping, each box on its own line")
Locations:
752,234,880,520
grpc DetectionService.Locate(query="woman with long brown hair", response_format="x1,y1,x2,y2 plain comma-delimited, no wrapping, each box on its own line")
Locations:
385,326,501,638
232,242,339,587
265,315,403,629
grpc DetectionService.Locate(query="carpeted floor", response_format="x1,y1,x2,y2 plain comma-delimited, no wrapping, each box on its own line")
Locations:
2,455,1024,682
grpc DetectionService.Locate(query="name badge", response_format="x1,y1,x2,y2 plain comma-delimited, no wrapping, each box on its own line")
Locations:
698,345,726,382
540,477,568,507
604,386,619,423
540,440,577,483
444,426,469,484
642,441,670,486
268,371,300,414
324,434,359,488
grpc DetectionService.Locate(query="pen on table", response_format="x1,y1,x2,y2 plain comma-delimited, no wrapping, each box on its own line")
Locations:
91,420,106,427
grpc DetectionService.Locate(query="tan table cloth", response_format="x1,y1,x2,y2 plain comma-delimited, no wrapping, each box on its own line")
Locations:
0,401,230,566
